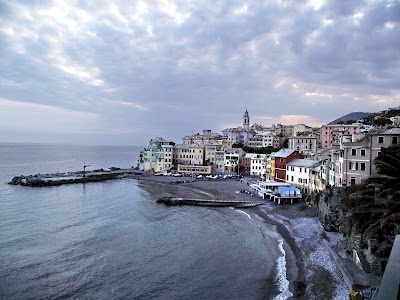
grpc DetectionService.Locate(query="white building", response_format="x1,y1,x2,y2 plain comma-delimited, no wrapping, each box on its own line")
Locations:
224,149,242,174
293,124,313,136
262,133,275,147
285,159,316,189
250,154,267,177
389,116,400,126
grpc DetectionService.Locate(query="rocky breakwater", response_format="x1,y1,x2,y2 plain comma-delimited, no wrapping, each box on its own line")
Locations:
8,168,134,187
157,197,264,208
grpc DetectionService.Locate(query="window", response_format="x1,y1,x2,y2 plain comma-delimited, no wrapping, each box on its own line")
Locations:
351,149,356,156
361,163,366,171
351,177,356,185
361,149,366,156
393,136,398,145
378,136,384,144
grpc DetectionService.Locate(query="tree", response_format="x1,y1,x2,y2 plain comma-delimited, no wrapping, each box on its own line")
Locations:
374,118,392,126
341,145,400,256
232,143,244,148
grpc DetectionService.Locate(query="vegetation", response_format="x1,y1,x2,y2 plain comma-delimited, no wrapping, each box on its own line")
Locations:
232,143,244,148
340,145,400,256
242,146,280,154
333,107,399,126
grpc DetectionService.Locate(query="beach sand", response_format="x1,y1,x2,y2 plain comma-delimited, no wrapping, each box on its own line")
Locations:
135,174,349,299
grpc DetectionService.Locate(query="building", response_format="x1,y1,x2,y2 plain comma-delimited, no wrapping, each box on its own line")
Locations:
262,133,275,147
288,135,318,156
293,124,313,135
139,137,175,172
173,144,204,166
250,154,267,177
277,124,294,138
321,124,361,148
222,110,253,146
342,140,371,186
334,128,400,186
389,115,400,126
182,129,226,145
241,153,253,176
224,148,242,174
248,135,263,148
369,128,400,174
177,164,211,175
214,150,225,173
270,149,303,182
285,159,317,189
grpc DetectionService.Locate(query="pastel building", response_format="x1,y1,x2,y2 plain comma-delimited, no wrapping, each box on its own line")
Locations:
288,135,318,156
204,142,223,169
139,137,175,172
342,140,371,186
173,144,204,166
182,129,226,146
241,153,253,176
270,149,303,182
248,135,263,148
369,128,400,174
321,124,360,148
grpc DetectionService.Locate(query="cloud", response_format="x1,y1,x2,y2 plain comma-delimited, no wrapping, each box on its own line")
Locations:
0,98,98,132
115,100,148,110
0,0,399,145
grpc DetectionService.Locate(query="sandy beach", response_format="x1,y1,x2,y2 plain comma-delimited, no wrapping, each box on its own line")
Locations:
135,174,349,299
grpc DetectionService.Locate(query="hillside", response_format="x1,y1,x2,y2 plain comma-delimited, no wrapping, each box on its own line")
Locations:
328,112,373,125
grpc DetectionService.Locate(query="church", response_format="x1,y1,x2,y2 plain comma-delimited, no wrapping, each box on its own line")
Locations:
222,109,276,147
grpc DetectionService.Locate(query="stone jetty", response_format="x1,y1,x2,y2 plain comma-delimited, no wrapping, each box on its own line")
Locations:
157,197,264,208
8,168,137,187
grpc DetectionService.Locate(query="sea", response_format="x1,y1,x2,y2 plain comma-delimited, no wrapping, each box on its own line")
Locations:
0,143,289,300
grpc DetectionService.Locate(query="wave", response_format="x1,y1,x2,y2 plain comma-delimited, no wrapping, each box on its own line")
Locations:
273,237,293,300
235,209,252,220
234,208,293,299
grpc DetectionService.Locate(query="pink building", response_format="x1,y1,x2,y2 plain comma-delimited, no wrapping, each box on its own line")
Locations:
321,124,360,148
370,128,400,173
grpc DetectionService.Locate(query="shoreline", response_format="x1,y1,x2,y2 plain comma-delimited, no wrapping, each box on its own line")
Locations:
135,174,348,299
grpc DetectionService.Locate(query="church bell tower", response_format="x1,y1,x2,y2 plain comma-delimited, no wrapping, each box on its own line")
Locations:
243,109,250,130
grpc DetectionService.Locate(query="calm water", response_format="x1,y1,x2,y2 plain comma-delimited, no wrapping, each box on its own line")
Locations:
0,143,284,299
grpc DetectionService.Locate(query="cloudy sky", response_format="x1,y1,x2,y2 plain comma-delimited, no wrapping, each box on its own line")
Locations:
0,0,399,145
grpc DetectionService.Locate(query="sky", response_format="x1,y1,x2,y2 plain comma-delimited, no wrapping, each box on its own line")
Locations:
0,0,399,146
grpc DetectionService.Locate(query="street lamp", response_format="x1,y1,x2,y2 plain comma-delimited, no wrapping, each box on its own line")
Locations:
83,162,90,178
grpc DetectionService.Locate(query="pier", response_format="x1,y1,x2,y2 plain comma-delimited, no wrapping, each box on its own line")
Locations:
8,168,136,187
156,197,264,208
